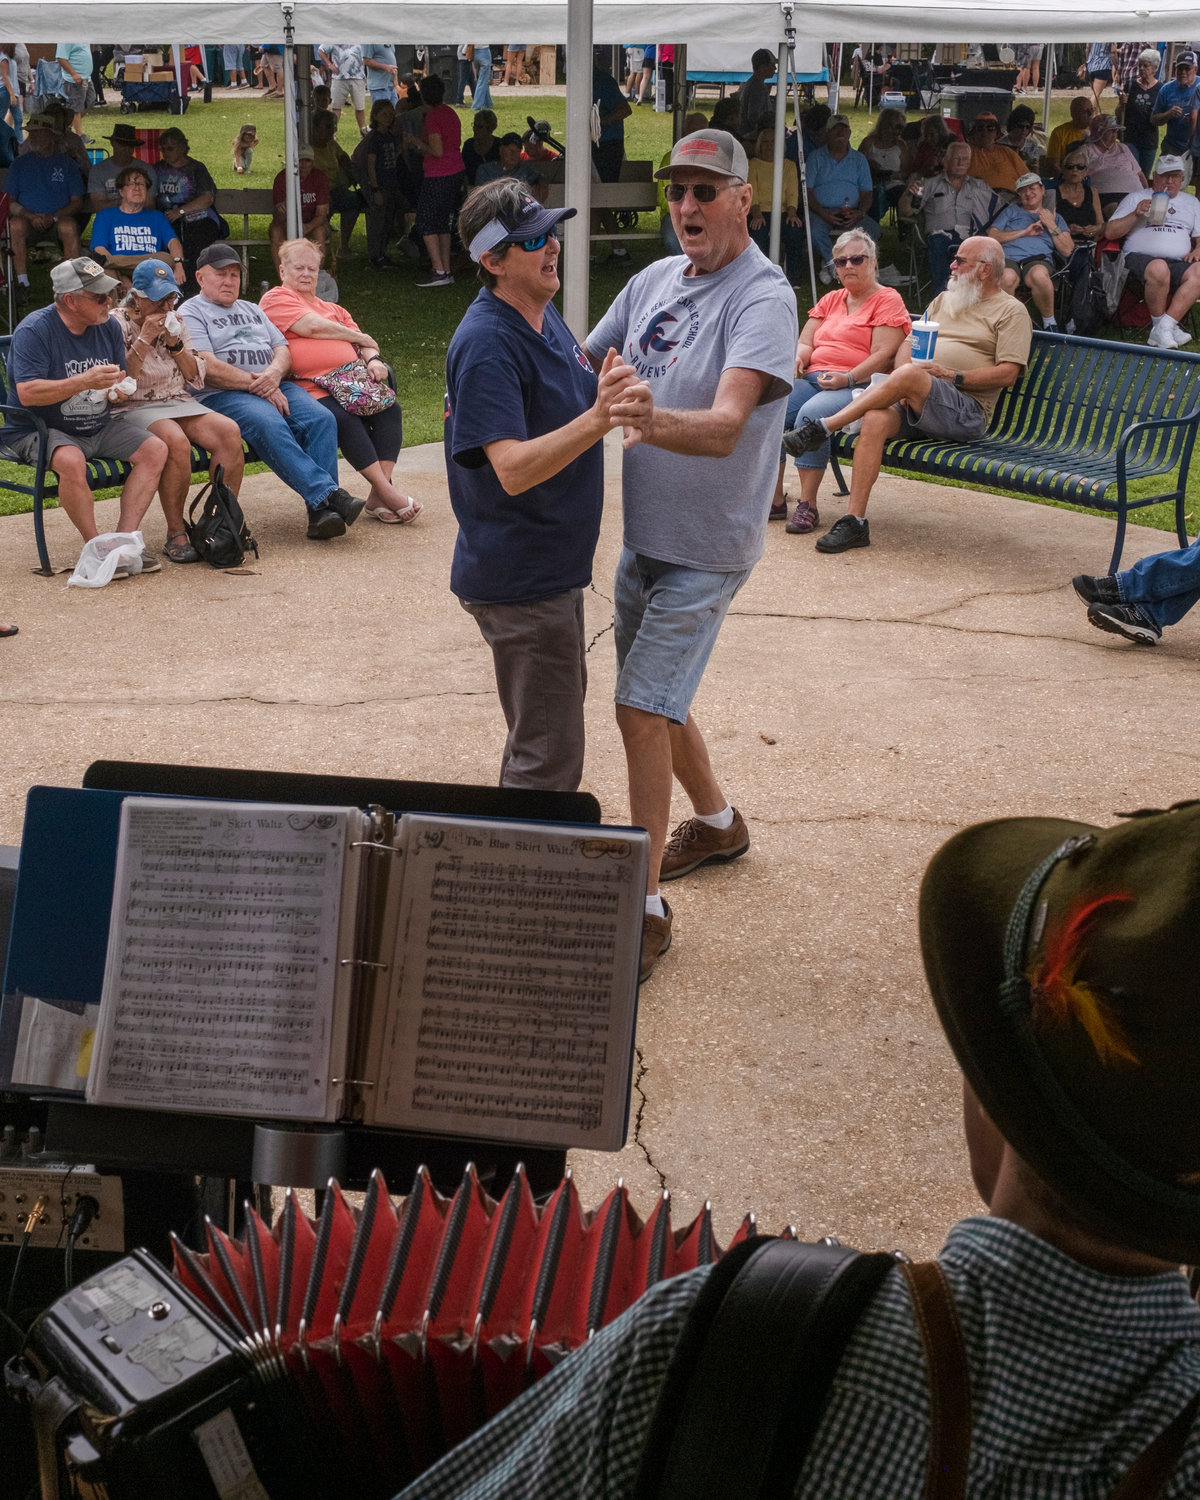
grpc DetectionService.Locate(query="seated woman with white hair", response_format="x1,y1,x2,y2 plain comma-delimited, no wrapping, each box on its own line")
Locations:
769,228,909,534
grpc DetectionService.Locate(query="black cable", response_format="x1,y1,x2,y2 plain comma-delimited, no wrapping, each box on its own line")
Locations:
63,1196,100,1292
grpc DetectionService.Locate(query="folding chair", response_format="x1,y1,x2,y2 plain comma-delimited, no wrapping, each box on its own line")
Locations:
134,128,162,166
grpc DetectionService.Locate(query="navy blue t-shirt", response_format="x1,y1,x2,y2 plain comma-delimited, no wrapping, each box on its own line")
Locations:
445,289,602,605
7,305,125,438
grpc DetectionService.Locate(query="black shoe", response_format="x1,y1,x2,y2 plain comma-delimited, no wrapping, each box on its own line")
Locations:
1086,602,1161,645
326,488,365,527
306,502,346,540
781,417,828,457
815,514,870,553
1072,573,1120,607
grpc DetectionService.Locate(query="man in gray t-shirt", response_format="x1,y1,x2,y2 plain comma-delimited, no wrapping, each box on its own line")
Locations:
584,129,797,982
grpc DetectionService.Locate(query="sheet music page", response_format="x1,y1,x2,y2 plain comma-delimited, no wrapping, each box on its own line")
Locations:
87,799,361,1120
369,816,648,1150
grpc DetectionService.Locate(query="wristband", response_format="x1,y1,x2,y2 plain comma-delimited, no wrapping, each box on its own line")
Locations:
165,341,184,353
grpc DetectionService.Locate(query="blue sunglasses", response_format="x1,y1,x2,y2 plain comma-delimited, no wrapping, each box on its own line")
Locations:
513,228,558,252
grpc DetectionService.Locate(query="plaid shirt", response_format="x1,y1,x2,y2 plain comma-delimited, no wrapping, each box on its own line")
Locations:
1114,42,1154,93
397,1216,1200,1499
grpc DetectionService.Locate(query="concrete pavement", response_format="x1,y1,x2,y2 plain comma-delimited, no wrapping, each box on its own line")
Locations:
2,438,1198,1258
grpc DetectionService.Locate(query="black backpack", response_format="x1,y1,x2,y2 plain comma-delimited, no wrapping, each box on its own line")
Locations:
1069,253,1110,338
185,465,258,569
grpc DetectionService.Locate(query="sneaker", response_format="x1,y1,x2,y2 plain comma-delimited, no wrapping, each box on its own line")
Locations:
138,548,162,574
876,263,906,286
1172,323,1193,347
326,488,366,527
781,417,828,457
659,808,750,882
609,248,632,266
639,899,673,982
1148,322,1178,349
815,514,871,553
818,262,834,286
417,271,452,287
1072,573,1120,607
306,502,346,540
786,501,820,534
1086,602,1161,645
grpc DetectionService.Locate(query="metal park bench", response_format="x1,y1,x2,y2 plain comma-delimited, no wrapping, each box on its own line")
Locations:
0,334,250,575
828,331,1200,572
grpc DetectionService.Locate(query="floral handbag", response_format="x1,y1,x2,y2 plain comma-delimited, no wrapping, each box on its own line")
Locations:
312,359,396,416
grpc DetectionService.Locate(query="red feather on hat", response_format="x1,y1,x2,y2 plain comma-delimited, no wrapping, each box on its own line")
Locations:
1029,893,1138,1066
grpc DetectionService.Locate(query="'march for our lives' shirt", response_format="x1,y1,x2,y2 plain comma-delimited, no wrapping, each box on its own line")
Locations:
586,243,796,574
90,207,176,259
444,289,602,607
179,295,287,387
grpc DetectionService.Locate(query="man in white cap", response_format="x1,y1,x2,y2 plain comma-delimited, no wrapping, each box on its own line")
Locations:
583,128,797,980
988,171,1074,329
1103,154,1200,347
3,257,167,566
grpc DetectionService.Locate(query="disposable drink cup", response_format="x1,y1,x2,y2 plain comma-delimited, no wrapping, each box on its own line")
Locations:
911,320,939,362
1148,192,1169,226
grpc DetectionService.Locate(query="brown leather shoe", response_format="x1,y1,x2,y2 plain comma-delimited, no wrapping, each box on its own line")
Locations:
659,808,750,882
640,899,673,983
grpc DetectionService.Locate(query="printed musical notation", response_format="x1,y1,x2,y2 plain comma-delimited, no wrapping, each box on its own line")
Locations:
88,799,354,1119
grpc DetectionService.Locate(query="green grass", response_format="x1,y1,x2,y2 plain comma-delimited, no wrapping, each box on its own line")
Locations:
1,89,1196,535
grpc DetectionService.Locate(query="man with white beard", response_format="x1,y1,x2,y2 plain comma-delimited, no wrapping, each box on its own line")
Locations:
782,235,1032,552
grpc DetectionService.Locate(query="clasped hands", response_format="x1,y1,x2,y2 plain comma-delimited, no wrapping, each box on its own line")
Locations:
595,346,654,450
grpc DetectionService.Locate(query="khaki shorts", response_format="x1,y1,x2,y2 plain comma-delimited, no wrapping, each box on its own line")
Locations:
331,76,366,111
894,375,989,441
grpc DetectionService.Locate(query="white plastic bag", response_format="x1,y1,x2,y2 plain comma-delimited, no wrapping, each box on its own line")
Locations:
67,531,145,588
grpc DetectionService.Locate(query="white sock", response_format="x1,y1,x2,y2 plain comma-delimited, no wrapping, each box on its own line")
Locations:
817,417,831,434
694,804,734,830
645,893,665,918
17,274,27,285
1043,317,1058,330
1152,314,1170,329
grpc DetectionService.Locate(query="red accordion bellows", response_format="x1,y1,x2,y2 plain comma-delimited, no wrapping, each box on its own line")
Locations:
170,1164,787,1493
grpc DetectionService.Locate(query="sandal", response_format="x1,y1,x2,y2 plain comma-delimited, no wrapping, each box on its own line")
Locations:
365,498,422,525
786,502,820,535
768,496,789,521
0,623,17,638
163,530,201,564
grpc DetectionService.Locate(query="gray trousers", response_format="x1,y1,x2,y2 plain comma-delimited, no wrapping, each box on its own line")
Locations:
460,588,588,792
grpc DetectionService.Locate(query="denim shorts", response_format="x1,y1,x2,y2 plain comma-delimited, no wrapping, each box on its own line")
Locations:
613,547,750,725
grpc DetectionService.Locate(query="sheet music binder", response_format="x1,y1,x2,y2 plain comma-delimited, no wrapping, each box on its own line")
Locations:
3,783,648,1155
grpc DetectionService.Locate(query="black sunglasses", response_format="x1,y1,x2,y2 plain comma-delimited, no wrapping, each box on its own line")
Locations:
665,182,736,203
832,254,869,268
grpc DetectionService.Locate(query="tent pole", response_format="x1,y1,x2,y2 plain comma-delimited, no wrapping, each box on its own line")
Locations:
673,43,688,145
827,44,840,114
769,42,787,266
281,2,300,240
1041,44,1053,134
562,0,593,337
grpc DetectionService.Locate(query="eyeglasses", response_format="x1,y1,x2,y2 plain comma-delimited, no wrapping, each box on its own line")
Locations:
1063,161,1086,170
514,229,557,252
976,124,999,133
949,255,977,267
75,291,111,303
665,181,739,203
832,254,869,268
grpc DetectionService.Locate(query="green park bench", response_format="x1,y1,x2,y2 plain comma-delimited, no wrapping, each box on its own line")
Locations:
828,331,1200,573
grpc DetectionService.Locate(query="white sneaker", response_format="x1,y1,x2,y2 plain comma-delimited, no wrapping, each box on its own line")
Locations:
1148,323,1176,349
819,262,834,285
1171,322,1192,347
876,263,907,286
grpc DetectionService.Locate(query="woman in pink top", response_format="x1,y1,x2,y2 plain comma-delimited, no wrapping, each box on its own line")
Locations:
414,73,465,287
771,229,910,534
261,238,420,523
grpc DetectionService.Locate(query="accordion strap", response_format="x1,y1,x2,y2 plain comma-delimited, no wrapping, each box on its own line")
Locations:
631,1237,896,1500
901,1259,971,1500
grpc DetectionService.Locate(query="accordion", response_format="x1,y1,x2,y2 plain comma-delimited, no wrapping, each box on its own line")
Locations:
15,1164,788,1499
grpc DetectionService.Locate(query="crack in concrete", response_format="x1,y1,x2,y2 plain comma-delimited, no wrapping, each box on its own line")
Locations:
752,810,957,830
631,1047,666,1192
0,688,495,710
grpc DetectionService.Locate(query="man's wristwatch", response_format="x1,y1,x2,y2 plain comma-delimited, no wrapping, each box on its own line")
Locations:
953,371,965,390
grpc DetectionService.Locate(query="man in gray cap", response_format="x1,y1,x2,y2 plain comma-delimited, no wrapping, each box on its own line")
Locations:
583,129,797,980
988,171,1074,329
4,257,167,566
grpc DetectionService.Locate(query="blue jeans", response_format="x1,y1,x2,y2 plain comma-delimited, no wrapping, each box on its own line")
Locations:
1134,143,1158,178
200,382,339,510
454,58,475,106
810,213,880,269
748,212,806,285
471,48,493,110
1118,535,1200,629
613,547,750,725
782,375,857,468
927,232,960,297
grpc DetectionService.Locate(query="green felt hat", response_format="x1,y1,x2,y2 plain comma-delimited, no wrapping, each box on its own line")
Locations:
919,801,1200,1262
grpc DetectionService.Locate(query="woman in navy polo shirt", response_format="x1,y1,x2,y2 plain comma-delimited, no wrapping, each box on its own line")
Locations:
443,180,641,791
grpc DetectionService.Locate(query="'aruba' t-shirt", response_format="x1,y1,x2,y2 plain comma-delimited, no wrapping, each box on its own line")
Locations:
445,290,602,606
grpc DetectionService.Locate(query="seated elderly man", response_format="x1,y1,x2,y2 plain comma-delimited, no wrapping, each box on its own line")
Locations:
806,112,879,283
1044,94,1097,174
782,237,1031,553
89,121,159,211
1104,154,1200,348
7,111,84,303
398,803,1200,1500
988,171,1074,329
179,242,365,541
268,149,331,267
898,139,995,294
3,257,167,569
966,112,1026,194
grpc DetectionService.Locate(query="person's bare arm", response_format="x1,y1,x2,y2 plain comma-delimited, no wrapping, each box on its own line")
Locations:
1103,197,1151,238
610,365,777,457
202,345,290,392
920,359,1024,391
17,364,124,406
284,309,376,346
484,349,638,494
816,324,907,388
